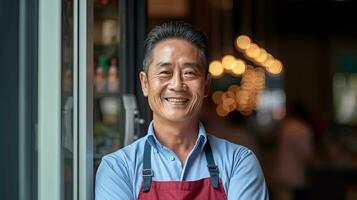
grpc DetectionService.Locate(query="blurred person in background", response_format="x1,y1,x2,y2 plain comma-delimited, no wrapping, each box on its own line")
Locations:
273,101,316,200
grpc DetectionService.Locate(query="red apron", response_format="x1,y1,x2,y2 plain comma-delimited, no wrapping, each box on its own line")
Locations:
137,140,228,200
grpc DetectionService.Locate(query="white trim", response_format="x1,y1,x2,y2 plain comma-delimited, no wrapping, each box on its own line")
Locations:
73,0,79,199
37,0,62,200
79,0,93,199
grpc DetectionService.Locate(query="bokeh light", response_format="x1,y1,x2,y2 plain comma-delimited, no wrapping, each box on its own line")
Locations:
211,35,283,117
245,43,261,59
231,59,246,76
216,104,229,117
209,60,224,78
256,49,268,64
222,55,236,71
212,90,224,104
267,59,283,75
235,35,251,51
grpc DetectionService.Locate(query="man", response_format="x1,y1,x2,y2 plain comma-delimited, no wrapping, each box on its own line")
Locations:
96,21,269,200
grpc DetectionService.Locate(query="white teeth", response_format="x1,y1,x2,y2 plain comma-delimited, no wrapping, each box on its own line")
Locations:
166,98,188,103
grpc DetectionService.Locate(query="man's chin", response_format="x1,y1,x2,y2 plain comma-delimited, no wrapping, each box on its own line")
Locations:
153,111,199,124
165,114,198,124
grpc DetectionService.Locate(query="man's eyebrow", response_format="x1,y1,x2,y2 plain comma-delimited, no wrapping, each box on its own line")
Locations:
156,61,200,70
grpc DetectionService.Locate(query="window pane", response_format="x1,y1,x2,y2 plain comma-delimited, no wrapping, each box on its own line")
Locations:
93,0,122,175
61,0,74,199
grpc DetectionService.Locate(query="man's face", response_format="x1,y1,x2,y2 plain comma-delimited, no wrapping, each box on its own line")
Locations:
140,39,211,123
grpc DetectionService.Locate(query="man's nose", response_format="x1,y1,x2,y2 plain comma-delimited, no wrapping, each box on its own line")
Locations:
168,71,185,91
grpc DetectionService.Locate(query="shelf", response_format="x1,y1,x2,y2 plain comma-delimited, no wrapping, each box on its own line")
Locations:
94,2,118,20
94,43,118,57
94,92,120,99
93,0,121,170
94,43,118,49
94,1,118,10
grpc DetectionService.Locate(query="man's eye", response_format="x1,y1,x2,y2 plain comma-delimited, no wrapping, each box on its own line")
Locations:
184,71,197,76
159,71,171,75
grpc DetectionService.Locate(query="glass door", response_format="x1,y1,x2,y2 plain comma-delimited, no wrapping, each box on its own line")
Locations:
38,0,84,199
38,0,147,199
92,0,148,179
93,0,121,173
61,0,75,199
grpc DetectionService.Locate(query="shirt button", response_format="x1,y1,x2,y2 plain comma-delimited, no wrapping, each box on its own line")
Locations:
169,156,175,161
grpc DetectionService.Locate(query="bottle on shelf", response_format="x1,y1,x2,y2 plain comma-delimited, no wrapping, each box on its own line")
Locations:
63,64,72,93
95,0,118,6
108,58,119,93
100,97,118,125
102,19,117,45
95,55,108,93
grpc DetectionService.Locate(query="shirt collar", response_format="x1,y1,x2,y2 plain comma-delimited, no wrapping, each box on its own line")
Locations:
146,121,208,152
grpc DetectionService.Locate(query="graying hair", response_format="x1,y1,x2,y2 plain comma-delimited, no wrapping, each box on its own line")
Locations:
142,21,209,73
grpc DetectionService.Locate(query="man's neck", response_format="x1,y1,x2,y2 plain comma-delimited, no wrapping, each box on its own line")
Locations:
152,117,199,165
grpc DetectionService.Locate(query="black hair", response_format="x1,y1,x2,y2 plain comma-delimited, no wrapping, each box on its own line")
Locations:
143,21,209,73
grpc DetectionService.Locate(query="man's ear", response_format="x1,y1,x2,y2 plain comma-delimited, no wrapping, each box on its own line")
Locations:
139,71,149,97
204,73,211,98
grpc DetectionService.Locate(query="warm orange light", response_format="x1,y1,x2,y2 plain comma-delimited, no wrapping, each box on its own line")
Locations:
263,57,274,69
255,67,265,74
245,43,260,59
235,89,241,101
209,35,279,116
231,59,246,75
267,59,283,75
222,55,236,71
241,66,255,88
228,84,240,93
222,97,236,112
235,35,251,51
238,90,250,101
256,49,268,64
255,82,265,91
216,105,229,117
223,91,235,99
209,61,224,78
212,90,224,104
254,67,266,87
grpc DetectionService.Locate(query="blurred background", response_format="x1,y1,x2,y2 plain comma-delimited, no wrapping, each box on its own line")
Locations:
149,1,357,199
1,0,357,199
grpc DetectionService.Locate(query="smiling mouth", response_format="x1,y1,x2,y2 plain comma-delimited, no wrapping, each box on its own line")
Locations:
164,97,190,105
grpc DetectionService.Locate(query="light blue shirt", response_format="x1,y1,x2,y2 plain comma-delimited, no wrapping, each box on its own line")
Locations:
95,122,269,200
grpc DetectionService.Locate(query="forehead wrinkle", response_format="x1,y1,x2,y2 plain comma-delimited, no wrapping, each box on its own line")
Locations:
157,61,173,67
182,62,200,70
150,39,205,72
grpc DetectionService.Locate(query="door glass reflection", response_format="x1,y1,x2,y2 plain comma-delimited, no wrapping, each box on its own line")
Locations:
61,0,74,199
93,0,122,175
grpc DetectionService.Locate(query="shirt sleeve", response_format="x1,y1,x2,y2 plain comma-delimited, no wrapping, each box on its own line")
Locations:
227,149,269,200
95,154,134,200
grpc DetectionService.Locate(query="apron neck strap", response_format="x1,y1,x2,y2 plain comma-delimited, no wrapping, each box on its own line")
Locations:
204,140,219,189
142,140,153,192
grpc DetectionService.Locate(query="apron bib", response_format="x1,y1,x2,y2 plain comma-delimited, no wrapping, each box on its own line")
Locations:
137,139,228,200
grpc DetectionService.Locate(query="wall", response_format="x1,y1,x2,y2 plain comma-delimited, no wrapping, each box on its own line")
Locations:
0,0,20,199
